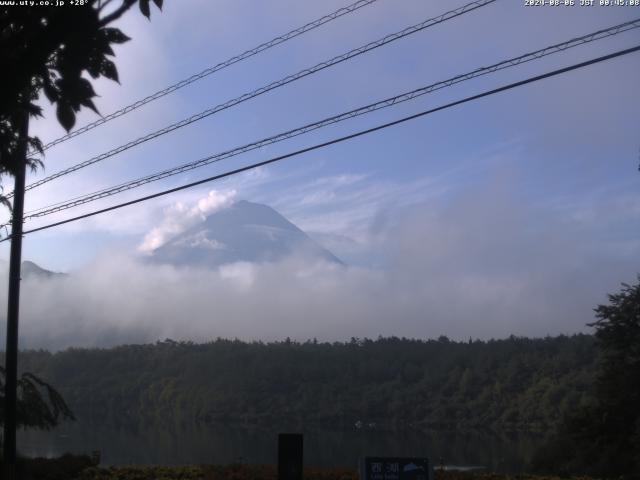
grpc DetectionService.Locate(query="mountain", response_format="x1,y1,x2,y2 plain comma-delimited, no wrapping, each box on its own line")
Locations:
0,260,63,279
150,200,343,268
21,260,60,278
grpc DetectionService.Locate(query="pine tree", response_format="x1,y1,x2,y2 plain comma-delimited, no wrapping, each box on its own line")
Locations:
587,277,640,475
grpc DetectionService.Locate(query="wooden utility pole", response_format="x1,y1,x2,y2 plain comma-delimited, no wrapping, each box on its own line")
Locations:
3,108,29,478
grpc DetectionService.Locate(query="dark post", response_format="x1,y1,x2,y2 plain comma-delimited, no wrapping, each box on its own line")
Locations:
278,433,303,480
3,109,29,478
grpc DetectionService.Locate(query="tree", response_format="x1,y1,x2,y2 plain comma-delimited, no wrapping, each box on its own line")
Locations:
587,277,640,475
0,0,164,469
0,0,163,203
532,277,640,477
0,367,74,431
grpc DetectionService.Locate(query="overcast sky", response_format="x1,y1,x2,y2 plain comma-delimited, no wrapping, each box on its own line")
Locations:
1,0,639,348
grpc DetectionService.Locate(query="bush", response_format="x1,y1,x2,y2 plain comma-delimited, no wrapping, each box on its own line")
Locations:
0,453,96,480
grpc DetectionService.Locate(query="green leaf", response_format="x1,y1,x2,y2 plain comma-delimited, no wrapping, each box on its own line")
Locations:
86,54,102,78
76,77,97,100
56,103,75,132
139,0,151,18
27,103,43,118
80,97,100,115
27,137,44,155
86,64,100,79
26,156,44,173
101,59,119,83
103,27,130,44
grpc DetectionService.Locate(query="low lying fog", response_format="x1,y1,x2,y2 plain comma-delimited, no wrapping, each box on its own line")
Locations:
2,183,636,351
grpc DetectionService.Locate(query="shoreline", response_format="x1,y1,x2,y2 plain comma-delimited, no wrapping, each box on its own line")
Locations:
7,457,595,480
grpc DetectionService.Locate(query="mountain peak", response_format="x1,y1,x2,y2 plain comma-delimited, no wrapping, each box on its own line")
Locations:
21,261,64,278
150,200,343,268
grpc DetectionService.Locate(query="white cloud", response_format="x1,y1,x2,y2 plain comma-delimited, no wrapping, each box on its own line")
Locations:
138,189,236,253
174,231,226,251
3,175,638,352
218,262,256,290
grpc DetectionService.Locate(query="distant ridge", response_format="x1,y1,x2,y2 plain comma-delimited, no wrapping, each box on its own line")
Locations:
21,260,64,278
0,260,63,279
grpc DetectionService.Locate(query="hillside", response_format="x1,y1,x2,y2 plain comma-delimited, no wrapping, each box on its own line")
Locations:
16,335,596,432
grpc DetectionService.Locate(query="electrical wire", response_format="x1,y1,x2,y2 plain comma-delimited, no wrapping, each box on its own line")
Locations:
35,0,383,153
23,17,640,219
3,44,637,242
13,0,496,198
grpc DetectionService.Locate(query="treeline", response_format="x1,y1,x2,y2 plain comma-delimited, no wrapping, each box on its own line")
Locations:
16,335,596,432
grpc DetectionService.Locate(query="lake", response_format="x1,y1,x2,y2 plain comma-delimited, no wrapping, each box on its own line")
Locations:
18,421,546,472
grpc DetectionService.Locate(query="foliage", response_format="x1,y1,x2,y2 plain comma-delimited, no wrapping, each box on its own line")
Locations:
0,460,602,480
0,366,74,430
0,453,97,480
0,0,162,200
18,335,596,433
531,277,640,478
590,278,640,445
71,464,596,480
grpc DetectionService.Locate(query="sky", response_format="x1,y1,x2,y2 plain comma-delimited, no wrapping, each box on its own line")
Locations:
0,0,639,348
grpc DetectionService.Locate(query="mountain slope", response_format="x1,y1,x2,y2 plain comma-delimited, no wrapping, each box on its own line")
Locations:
150,200,342,267
21,260,62,279
0,260,63,279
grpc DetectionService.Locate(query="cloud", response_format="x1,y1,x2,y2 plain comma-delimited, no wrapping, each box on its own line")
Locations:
2,174,638,352
173,230,226,251
267,171,455,243
138,189,236,253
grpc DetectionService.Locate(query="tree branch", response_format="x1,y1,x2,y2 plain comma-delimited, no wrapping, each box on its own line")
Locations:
98,0,137,26
98,0,117,13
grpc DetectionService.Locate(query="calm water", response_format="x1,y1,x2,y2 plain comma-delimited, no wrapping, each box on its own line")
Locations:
18,422,545,472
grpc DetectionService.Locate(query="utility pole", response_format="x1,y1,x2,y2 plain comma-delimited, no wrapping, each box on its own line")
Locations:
3,108,29,479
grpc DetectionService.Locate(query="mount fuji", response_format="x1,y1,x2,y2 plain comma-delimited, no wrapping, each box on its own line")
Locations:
148,200,343,268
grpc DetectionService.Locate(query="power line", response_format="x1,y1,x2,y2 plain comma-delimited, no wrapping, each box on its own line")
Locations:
34,0,382,153
14,0,496,197
4,44,637,243
23,18,640,219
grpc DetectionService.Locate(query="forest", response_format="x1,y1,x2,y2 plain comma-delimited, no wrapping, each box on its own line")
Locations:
16,334,597,432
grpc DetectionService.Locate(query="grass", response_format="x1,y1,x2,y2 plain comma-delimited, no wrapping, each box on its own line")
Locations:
75,465,595,480
0,458,597,480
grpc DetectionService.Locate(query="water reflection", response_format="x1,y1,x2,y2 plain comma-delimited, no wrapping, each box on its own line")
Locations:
18,422,545,472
